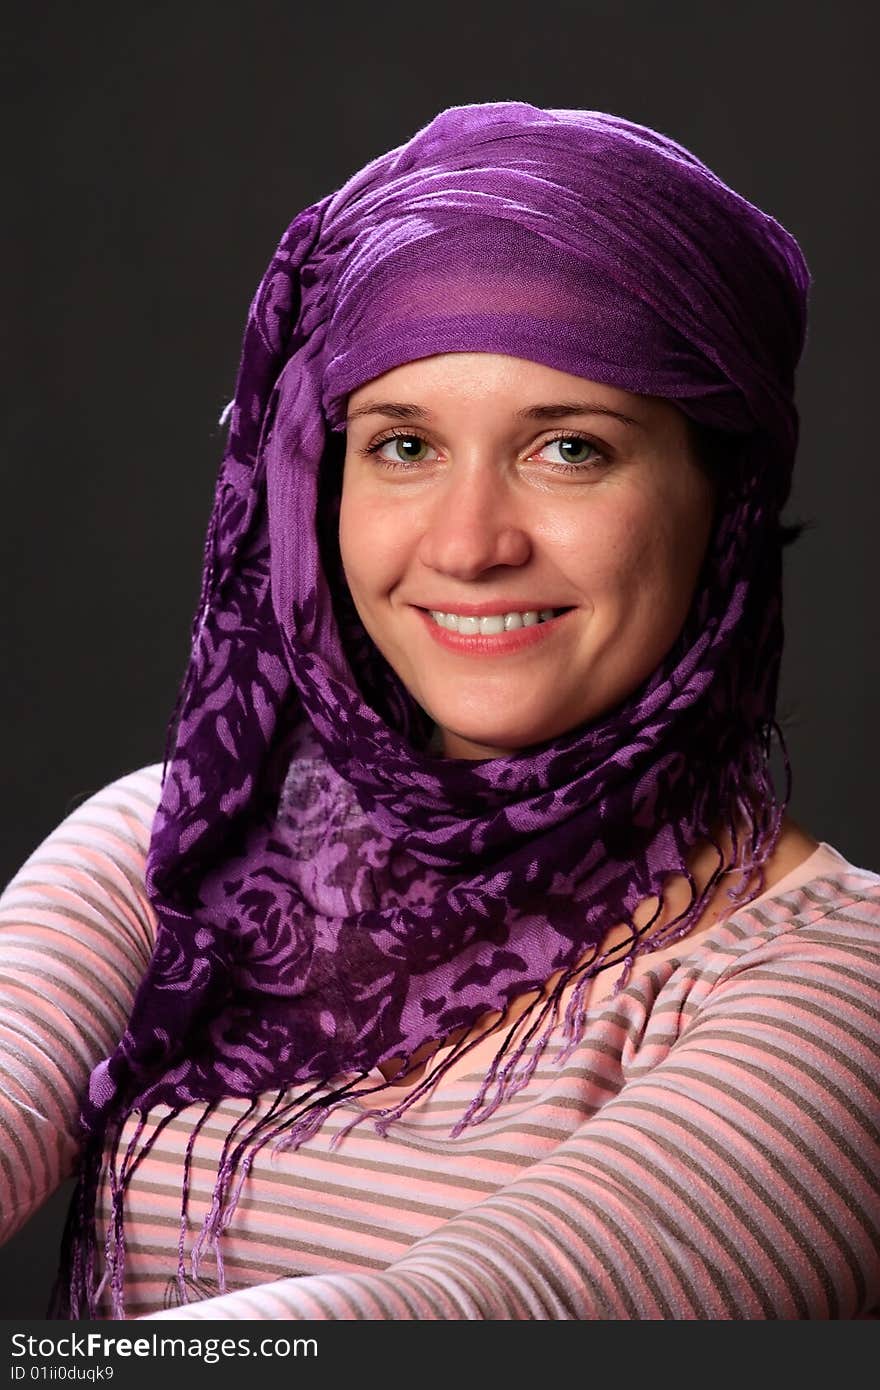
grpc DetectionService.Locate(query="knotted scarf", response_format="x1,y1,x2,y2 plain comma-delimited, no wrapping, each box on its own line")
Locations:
53,101,811,1317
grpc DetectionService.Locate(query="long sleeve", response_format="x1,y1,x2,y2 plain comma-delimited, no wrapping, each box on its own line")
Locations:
143,889,880,1320
0,767,161,1243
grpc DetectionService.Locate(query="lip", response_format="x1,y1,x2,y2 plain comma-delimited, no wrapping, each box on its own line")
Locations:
414,605,574,655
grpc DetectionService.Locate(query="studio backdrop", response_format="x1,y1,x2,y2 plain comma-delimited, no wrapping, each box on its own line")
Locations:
2,0,877,1318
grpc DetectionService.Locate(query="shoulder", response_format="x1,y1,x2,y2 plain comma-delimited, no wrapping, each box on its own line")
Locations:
1,762,166,961
677,854,880,1013
50,762,165,835
726,851,880,942
6,763,164,882
55,763,166,868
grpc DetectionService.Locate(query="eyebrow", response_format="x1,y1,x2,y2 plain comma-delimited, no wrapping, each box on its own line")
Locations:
345,400,645,429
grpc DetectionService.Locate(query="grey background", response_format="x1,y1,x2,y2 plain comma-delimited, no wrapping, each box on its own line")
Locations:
2,0,877,1317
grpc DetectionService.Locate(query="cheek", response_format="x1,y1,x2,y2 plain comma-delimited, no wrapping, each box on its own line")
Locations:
338,474,365,595
338,478,402,603
557,483,710,615
338,489,368,599
337,483,357,575
551,493,659,599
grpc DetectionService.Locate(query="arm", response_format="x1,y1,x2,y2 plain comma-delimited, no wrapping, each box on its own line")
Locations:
142,892,880,1320
0,766,161,1243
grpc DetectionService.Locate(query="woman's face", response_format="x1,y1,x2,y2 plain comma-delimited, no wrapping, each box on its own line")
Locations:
339,353,715,760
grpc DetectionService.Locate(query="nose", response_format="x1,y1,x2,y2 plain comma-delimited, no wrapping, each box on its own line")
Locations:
415,461,532,581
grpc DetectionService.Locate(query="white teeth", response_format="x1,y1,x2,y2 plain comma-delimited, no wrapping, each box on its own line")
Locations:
428,608,559,635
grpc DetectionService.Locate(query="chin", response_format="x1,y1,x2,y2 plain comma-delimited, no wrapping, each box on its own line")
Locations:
436,716,570,758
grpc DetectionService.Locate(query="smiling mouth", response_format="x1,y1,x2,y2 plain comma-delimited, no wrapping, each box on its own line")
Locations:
423,607,570,635
414,605,575,653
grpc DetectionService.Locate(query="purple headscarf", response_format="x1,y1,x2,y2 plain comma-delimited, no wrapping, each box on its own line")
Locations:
54,101,810,1317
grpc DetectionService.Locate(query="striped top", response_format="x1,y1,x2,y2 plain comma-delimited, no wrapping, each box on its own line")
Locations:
1,763,879,1320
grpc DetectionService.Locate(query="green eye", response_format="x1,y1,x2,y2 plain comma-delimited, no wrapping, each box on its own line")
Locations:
366,432,433,469
391,435,429,463
536,436,606,474
378,430,428,464
553,438,599,465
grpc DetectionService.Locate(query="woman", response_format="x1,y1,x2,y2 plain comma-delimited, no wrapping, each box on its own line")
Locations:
1,101,878,1320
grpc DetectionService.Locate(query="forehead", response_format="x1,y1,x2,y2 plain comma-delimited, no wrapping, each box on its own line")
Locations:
345,352,679,435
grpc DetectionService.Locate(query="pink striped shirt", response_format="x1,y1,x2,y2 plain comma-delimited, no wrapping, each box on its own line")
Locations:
1,764,878,1319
